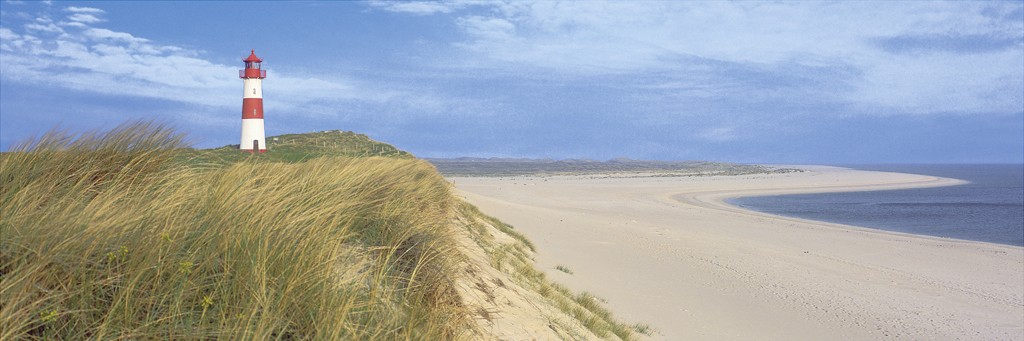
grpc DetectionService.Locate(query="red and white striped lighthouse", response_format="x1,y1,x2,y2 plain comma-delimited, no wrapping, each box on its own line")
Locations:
239,49,267,153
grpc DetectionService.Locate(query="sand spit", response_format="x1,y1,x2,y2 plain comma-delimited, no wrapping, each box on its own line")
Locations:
452,166,1024,340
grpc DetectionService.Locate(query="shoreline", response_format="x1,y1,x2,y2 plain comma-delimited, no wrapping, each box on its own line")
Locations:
452,166,1023,340
675,165,998,247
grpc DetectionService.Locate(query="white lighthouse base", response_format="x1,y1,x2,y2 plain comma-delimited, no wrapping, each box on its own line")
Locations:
240,118,266,152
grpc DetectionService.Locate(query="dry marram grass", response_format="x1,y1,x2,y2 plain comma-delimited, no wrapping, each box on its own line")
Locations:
0,122,645,340
1,122,465,339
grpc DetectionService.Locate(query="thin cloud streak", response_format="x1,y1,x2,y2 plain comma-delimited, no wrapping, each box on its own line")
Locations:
64,6,105,14
367,0,490,15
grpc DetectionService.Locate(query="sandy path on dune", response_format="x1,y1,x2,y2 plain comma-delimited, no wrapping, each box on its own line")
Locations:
452,166,1023,340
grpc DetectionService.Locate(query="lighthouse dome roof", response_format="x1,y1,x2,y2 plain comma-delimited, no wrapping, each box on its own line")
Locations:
243,49,263,63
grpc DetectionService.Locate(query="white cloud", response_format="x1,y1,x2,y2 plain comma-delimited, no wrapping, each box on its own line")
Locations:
59,21,88,28
368,1,461,15
64,6,105,14
23,21,62,33
457,15,515,40
0,28,16,39
83,28,147,43
23,16,64,34
67,13,104,23
0,28,21,52
432,1,1023,115
0,4,455,125
472,2,1020,67
853,50,1024,115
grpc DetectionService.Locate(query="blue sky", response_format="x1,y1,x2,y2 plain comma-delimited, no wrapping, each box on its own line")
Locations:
1,1,1022,163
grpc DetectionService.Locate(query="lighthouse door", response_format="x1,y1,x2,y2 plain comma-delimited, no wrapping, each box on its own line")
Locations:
253,140,259,151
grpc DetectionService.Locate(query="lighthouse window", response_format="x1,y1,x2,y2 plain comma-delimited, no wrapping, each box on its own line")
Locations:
252,88,256,94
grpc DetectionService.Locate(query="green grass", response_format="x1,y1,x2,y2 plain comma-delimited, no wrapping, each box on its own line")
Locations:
1,122,465,340
180,129,413,167
459,203,535,252
555,265,574,275
458,202,647,340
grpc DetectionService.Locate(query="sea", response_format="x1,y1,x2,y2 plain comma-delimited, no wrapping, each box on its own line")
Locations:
727,164,1024,247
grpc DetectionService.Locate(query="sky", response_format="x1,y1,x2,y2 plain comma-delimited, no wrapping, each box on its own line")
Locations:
1,1,1022,163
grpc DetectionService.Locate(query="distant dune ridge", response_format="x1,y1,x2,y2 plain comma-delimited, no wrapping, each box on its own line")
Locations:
428,157,801,177
0,122,647,340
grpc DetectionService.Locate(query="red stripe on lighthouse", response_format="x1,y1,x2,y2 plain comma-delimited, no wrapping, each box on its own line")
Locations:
242,98,263,119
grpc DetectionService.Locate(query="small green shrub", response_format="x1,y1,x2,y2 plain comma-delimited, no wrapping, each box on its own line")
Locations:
555,264,575,275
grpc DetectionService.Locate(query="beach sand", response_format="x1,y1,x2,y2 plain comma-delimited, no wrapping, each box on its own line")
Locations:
452,166,1024,340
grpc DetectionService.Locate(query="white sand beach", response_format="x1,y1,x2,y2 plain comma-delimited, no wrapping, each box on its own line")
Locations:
452,166,1024,340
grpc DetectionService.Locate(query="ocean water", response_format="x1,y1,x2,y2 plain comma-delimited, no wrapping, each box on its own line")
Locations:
727,164,1024,247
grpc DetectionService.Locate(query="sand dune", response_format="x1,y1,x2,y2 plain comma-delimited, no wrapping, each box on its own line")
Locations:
452,166,1023,340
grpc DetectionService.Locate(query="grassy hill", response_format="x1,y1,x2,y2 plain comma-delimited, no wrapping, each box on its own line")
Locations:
0,122,646,340
183,130,413,166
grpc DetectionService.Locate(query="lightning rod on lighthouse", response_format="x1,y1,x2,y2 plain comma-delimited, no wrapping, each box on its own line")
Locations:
240,49,267,153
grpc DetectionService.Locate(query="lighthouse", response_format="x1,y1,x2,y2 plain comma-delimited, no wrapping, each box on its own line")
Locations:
239,49,267,153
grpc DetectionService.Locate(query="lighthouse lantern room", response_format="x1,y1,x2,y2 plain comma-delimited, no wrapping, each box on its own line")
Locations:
239,49,267,153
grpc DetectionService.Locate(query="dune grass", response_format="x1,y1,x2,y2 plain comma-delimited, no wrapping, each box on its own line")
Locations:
458,203,651,340
2,122,652,340
555,265,574,275
1,122,468,339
